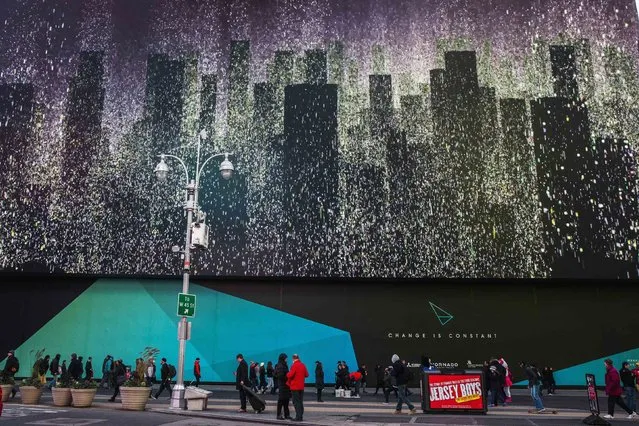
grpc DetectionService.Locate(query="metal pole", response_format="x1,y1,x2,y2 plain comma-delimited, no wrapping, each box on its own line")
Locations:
170,180,196,409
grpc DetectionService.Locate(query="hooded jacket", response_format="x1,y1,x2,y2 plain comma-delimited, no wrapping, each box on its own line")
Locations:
605,365,623,396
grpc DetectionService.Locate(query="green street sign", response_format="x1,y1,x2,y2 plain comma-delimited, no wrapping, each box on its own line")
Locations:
177,293,196,317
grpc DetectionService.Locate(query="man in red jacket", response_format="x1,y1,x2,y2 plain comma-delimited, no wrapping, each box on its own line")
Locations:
286,354,309,422
193,358,201,387
603,359,637,420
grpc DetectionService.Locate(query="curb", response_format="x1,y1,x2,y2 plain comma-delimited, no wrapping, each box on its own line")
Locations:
150,408,329,426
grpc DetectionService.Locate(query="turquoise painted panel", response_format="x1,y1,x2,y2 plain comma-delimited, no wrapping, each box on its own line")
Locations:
515,347,639,386
6,279,358,382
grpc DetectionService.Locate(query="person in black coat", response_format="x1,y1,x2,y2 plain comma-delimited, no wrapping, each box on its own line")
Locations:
374,364,384,395
108,359,126,402
274,353,291,420
69,353,83,381
315,361,325,402
153,358,172,399
235,354,249,412
488,366,503,407
85,357,93,380
47,354,61,389
2,350,20,398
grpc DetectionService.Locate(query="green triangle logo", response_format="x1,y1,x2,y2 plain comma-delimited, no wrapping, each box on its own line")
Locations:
429,301,453,326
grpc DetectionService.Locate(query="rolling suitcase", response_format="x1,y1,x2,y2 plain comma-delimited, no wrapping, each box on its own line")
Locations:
242,384,266,413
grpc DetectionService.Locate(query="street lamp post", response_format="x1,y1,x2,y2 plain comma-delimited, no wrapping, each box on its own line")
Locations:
154,130,234,409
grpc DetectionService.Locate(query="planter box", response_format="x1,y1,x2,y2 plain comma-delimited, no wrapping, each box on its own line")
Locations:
120,386,151,411
1,384,13,402
20,386,43,405
52,387,72,406
71,388,97,408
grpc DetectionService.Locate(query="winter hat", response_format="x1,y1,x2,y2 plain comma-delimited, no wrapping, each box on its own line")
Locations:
391,354,400,363
260,362,265,367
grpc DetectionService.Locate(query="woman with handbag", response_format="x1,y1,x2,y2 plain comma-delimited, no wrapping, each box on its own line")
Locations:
108,359,126,402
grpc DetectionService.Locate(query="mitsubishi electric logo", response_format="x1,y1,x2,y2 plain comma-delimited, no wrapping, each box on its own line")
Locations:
429,301,453,326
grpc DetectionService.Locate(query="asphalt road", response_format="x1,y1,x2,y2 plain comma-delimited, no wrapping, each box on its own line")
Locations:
1,386,636,425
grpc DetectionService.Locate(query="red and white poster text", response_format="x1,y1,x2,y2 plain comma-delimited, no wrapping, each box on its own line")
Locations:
428,374,484,410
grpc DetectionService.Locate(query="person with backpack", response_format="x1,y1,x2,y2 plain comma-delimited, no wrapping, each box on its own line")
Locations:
520,361,545,413
47,354,61,389
349,370,363,398
153,358,173,399
193,358,201,387
2,350,19,398
100,355,113,389
390,354,416,415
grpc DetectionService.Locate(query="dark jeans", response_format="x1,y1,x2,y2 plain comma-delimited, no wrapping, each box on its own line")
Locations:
316,387,323,401
292,390,304,420
396,384,415,411
490,388,500,406
353,380,361,396
194,375,200,387
277,397,290,418
625,386,637,413
110,384,120,400
608,395,633,416
239,387,247,410
155,379,172,398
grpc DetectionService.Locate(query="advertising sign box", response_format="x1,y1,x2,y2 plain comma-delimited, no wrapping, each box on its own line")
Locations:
421,370,487,414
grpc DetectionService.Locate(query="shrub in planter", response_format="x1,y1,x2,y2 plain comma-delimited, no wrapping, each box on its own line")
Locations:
20,376,44,405
70,380,98,408
52,372,73,407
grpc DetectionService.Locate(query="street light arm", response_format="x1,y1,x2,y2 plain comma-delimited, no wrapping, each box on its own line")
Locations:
160,154,190,184
196,152,233,187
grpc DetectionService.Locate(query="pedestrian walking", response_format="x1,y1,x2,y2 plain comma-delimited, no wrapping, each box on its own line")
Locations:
274,353,291,420
315,361,324,402
266,361,275,393
193,358,201,387
235,354,249,412
603,359,637,419
374,364,384,395
47,354,61,389
85,357,93,380
259,362,267,393
108,359,126,402
38,355,50,384
520,361,545,413
100,355,113,389
382,366,397,404
620,362,637,414
390,354,416,415
153,358,173,399
358,365,368,393
146,358,156,392
488,365,502,407
69,353,82,380
2,350,19,398
287,354,308,422
61,360,67,375
499,358,512,403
